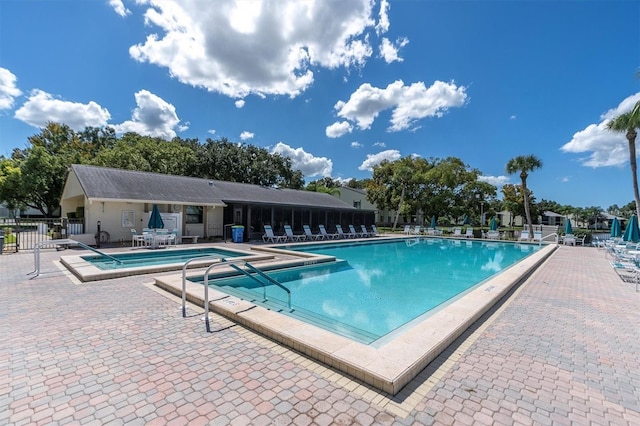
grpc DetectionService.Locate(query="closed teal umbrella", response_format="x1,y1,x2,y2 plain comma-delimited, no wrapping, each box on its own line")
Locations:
430,216,436,229
623,215,640,242
489,217,498,231
463,215,470,225
564,219,573,235
148,204,164,229
610,217,621,238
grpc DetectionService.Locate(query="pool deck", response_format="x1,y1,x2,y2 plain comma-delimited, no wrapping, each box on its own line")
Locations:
3,242,640,424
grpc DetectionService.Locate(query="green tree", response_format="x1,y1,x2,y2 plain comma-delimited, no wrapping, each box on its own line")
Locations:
506,155,543,236
366,157,426,230
607,100,640,218
194,138,304,188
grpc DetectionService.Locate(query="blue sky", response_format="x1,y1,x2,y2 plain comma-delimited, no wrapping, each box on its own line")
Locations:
0,0,638,210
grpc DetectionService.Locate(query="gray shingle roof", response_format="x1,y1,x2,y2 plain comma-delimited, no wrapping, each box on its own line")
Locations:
71,165,360,210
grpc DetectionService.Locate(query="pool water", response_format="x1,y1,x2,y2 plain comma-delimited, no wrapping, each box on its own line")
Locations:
83,247,244,270
194,238,541,343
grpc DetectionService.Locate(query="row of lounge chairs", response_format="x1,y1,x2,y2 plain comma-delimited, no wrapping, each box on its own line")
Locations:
603,237,640,291
262,224,380,243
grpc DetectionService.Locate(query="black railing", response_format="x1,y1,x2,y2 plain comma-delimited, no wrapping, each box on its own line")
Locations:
0,217,85,252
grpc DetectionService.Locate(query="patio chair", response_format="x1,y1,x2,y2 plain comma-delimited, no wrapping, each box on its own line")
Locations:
131,229,149,248
349,225,364,238
262,225,287,243
519,231,530,241
403,225,411,235
486,230,500,239
532,231,543,243
360,224,374,237
370,225,380,237
303,225,324,240
284,225,306,242
335,224,353,239
562,234,576,245
452,227,462,237
464,228,474,238
319,224,339,240
575,235,587,246
412,225,422,235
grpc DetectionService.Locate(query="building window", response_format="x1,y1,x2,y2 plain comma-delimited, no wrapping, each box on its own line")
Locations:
185,205,203,223
353,201,361,209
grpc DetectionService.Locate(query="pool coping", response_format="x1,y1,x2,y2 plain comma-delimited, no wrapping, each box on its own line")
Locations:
59,245,273,282
154,240,557,395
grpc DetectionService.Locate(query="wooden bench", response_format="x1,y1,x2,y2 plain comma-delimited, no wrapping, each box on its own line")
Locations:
180,235,200,244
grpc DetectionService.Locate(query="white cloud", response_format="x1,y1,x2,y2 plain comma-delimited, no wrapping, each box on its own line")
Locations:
0,68,22,110
333,79,468,133
271,142,332,177
178,121,189,131
351,141,363,148
373,141,386,148
375,0,390,35
510,115,517,120
112,90,181,139
325,120,353,138
208,129,216,135
561,92,640,167
235,99,245,108
14,89,111,130
560,176,570,183
379,37,408,63
128,0,378,99
478,175,509,187
239,131,254,140
358,149,401,171
108,0,131,17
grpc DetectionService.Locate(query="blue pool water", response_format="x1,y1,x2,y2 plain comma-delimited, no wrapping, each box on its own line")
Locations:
193,239,541,343
83,247,244,270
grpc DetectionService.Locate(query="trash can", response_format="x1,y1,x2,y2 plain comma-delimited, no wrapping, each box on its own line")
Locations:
0,235,3,254
231,225,244,243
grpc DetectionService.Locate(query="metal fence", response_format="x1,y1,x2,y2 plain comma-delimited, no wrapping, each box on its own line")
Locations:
0,218,85,253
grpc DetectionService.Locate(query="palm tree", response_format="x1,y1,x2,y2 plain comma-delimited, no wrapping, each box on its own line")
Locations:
607,100,640,219
506,155,543,238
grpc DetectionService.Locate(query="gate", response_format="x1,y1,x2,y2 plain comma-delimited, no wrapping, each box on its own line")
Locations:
0,218,85,253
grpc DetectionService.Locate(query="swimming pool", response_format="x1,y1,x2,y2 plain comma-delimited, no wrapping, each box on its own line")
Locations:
60,246,274,282
192,239,541,344
83,247,244,270
157,237,556,394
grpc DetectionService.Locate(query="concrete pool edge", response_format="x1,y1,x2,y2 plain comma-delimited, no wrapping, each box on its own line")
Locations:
154,242,557,395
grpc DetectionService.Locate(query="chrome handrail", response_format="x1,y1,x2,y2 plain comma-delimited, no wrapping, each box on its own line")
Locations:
181,255,226,317
201,257,255,332
29,238,123,278
539,232,559,246
243,262,292,310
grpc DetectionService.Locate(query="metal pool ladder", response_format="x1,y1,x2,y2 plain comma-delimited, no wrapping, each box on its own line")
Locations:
181,257,291,332
29,239,123,278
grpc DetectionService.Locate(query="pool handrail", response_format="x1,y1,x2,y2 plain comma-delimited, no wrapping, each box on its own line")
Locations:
243,262,292,310
200,257,257,332
539,232,559,246
181,255,228,318
29,238,123,278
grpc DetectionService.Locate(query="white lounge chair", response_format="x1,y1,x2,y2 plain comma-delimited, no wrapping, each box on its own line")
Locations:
284,225,306,242
403,225,411,235
349,225,364,238
452,228,462,237
370,225,380,237
464,228,473,238
303,225,324,240
562,234,576,245
336,224,354,239
486,230,500,239
360,224,374,237
519,231,530,241
532,231,543,243
262,225,287,243
412,225,422,235
319,224,339,240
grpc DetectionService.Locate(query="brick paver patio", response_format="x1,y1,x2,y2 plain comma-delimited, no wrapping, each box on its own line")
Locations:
2,244,639,425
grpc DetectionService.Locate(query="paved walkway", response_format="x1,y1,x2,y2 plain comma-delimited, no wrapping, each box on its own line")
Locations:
2,244,640,425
